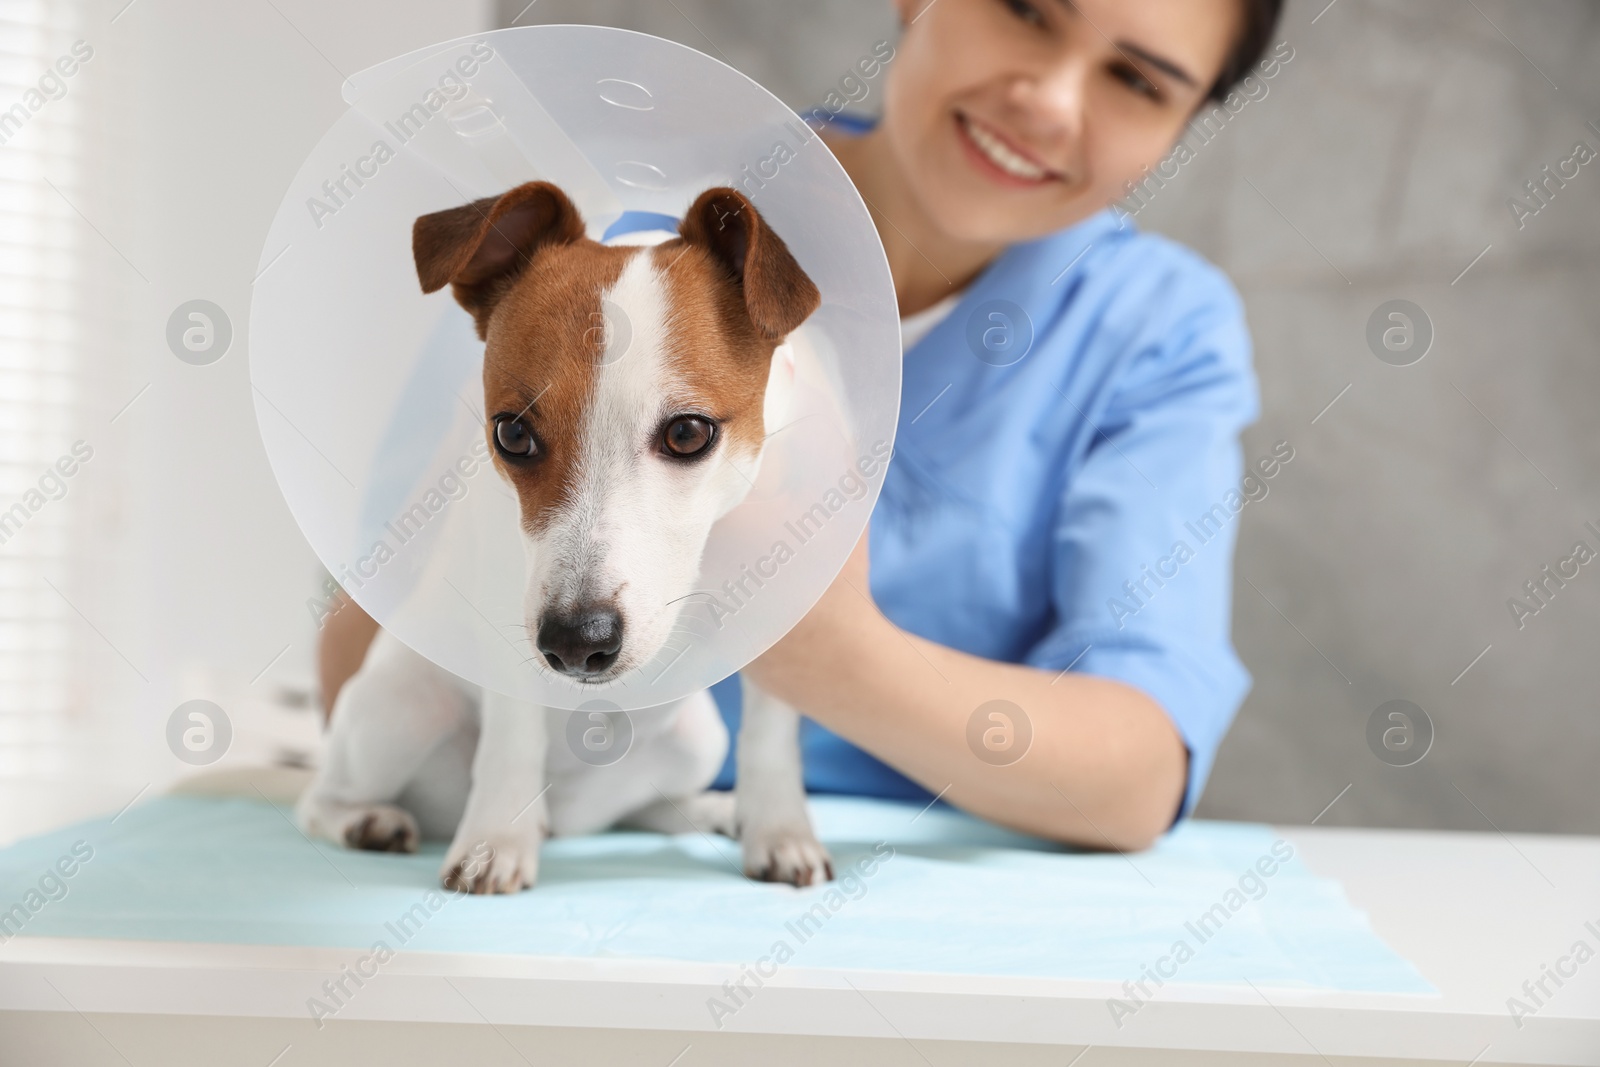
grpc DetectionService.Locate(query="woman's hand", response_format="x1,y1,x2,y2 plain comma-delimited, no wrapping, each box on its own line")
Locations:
743,527,875,700
834,523,872,592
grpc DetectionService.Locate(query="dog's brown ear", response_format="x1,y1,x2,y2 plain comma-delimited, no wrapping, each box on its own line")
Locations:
413,181,586,336
678,187,821,341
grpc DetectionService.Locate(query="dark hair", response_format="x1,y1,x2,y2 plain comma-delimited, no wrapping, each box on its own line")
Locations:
1208,0,1284,101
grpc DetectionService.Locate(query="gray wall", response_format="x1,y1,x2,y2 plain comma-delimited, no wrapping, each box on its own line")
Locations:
1150,1,1600,837
499,0,1600,834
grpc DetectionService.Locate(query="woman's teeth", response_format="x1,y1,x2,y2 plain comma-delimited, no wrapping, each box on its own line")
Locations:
961,115,1050,182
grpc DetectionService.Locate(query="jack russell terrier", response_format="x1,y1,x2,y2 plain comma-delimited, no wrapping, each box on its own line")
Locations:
297,181,835,892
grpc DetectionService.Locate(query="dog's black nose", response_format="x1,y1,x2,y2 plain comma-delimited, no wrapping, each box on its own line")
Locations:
537,608,623,677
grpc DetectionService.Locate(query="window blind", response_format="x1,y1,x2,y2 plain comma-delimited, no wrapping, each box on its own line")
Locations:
0,0,92,778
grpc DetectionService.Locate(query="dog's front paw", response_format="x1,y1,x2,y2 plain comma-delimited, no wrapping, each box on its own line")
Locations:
440,834,540,895
342,805,420,853
742,825,833,887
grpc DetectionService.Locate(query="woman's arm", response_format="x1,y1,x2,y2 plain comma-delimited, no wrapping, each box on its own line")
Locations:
744,533,1188,852
317,592,379,722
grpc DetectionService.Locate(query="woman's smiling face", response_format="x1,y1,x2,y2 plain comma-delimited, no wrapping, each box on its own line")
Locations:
884,0,1242,243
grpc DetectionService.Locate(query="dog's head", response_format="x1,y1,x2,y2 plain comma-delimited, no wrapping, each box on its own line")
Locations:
413,182,820,683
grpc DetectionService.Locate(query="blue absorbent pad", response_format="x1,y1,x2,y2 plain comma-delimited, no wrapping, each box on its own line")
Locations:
0,795,1434,993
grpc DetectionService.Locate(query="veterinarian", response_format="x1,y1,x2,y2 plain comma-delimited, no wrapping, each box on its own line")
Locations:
719,0,1285,851
320,0,1283,852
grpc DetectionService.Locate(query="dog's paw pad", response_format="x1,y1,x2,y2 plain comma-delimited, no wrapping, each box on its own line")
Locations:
342,806,419,853
440,838,539,895
743,829,833,887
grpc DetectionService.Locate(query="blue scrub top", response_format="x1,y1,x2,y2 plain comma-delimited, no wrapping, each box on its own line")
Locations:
705,111,1257,823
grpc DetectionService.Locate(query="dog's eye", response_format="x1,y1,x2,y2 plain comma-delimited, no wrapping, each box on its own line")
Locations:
661,415,716,459
493,416,539,460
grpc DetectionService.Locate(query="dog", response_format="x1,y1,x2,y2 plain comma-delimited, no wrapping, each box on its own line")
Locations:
296,181,835,893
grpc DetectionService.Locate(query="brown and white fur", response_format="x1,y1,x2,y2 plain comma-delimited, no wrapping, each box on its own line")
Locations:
296,182,833,892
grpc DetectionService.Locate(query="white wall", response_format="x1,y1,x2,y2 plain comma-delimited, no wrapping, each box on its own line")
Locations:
10,0,494,830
